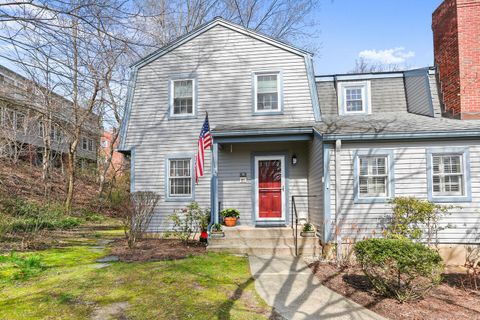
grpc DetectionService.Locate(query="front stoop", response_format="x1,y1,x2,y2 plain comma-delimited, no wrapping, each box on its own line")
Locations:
207,226,320,256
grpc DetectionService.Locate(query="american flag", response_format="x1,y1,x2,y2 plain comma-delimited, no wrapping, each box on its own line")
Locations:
195,114,212,183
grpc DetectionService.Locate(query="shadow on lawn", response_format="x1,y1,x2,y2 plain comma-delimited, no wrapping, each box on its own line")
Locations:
216,276,256,320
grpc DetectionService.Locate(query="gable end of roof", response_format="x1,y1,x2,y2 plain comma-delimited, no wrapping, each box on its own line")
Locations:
131,17,312,70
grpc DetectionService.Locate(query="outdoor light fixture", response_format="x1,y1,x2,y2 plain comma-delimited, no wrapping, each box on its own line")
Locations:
291,153,298,166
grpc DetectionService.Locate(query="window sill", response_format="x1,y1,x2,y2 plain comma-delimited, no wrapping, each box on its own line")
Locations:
354,196,392,204
168,114,197,120
340,111,369,116
252,111,284,116
428,195,472,203
165,196,195,202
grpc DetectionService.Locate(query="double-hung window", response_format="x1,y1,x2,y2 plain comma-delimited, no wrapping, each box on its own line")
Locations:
167,158,193,199
82,137,88,150
427,148,471,202
359,156,388,197
338,81,371,115
254,72,282,113
170,79,195,117
88,139,94,152
354,150,394,203
345,87,363,112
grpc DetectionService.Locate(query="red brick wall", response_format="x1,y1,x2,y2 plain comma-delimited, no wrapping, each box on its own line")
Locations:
457,0,480,119
432,0,480,119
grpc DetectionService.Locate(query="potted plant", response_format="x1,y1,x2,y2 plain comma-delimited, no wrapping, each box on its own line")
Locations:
221,208,240,227
300,222,315,237
210,223,224,238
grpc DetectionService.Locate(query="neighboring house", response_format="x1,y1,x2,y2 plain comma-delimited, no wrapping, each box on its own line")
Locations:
119,0,480,261
100,129,127,175
0,64,99,166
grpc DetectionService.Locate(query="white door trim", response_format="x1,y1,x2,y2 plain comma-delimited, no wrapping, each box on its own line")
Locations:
254,155,286,222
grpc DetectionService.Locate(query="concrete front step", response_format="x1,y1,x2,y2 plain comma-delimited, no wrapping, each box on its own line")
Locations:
208,226,320,256
221,226,298,238
209,236,318,247
208,244,319,256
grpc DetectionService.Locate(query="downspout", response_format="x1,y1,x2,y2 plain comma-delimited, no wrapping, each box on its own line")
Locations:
335,139,342,262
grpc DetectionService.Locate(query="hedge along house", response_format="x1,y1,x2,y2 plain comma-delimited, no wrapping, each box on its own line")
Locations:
119,1,480,262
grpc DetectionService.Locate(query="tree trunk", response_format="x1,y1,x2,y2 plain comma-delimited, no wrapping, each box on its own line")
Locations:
65,138,78,211
98,143,115,196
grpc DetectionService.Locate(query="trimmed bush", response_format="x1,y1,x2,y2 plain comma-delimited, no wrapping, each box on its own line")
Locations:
354,238,444,302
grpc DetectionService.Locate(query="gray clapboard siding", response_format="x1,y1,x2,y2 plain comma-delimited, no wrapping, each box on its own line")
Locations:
218,141,309,226
404,69,434,117
428,73,443,117
315,81,337,116
307,135,324,229
328,140,480,244
315,77,408,117
124,24,316,231
370,77,408,113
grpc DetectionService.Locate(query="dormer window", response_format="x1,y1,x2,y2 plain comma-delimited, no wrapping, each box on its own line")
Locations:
338,81,371,115
253,72,283,114
345,87,363,112
169,78,196,117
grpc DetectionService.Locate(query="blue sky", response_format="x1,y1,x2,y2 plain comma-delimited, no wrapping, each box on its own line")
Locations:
309,0,443,75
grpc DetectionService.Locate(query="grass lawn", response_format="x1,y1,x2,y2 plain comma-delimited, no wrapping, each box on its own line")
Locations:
0,231,272,320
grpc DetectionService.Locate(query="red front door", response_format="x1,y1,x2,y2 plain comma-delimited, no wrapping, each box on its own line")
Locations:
258,159,283,219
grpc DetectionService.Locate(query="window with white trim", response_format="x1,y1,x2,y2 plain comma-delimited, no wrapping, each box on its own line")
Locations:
254,73,281,112
432,154,464,196
82,137,88,150
168,158,192,197
345,87,363,112
358,156,388,197
338,81,370,115
171,79,194,116
88,139,94,152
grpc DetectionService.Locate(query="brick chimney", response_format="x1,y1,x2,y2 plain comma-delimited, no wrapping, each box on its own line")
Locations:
432,0,480,120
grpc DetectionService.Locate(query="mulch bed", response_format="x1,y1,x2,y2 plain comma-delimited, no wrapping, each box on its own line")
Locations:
110,238,206,262
308,262,480,320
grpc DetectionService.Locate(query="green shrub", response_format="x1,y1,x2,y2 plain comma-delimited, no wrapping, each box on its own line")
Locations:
169,202,210,243
384,197,453,246
354,238,444,302
0,198,83,234
77,208,105,223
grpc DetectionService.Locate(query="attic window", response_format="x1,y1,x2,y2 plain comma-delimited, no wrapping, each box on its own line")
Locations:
253,72,283,114
170,78,196,117
338,81,371,115
345,88,363,112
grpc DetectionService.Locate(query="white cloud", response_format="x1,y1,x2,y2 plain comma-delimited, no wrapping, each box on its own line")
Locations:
358,47,415,65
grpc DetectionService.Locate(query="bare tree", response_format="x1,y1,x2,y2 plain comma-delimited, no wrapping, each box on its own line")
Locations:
1,0,140,210
134,0,319,50
1,0,320,209
122,191,160,248
349,57,404,74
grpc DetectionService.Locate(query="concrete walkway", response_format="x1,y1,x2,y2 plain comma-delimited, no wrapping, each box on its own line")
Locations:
249,255,385,320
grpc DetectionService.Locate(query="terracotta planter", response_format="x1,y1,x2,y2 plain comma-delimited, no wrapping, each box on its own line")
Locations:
224,217,237,227
300,231,315,237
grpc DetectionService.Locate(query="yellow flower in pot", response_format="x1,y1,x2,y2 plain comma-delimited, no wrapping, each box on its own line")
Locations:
221,208,240,227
